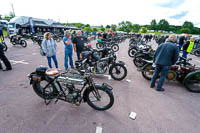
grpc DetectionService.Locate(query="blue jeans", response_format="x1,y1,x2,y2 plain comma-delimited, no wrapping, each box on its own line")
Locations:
47,55,58,69
182,50,188,59
77,51,81,60
64,50,74,70
150,64,170,89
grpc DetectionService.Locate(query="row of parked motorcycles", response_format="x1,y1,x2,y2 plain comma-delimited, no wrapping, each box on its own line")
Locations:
128,38,200,93
28,35,129,111
2,32,63,52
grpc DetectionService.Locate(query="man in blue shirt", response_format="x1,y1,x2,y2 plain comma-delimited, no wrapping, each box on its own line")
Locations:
63,31,74,71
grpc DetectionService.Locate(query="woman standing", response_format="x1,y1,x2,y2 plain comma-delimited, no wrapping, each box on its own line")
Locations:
42,32,59,70
63,31,74,71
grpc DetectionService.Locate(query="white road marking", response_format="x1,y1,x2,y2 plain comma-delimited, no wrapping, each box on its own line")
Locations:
129,112,137,120
10,60,29,65
104,75,111,80
126,79,131,83
96,127,103,133
32,53,37,55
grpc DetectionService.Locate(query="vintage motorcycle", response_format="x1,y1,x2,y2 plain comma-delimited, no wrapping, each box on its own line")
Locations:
10,34,27,48
139,57,200,93
75,47,127,81
28,66,114,111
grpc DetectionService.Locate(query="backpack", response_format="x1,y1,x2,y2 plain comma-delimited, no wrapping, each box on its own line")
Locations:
40,40,47,56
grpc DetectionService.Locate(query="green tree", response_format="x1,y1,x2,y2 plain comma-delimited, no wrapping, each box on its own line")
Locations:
132,24,140,32
118,21,133,33
106,25,111,29
183,21,194,29
150,19,157,30
179,28,191,34
158,19,169,31
169,26,176,33
100,25,105,32
141,27,147,33
111,24,117,31
83,26,92,32
92,27,97,32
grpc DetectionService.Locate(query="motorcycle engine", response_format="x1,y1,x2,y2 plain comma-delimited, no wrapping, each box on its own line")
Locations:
166,71,177,81
96,62,105,74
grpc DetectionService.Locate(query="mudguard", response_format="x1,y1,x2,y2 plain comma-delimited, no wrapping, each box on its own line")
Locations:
117,61,125,66
183,69,200,84
83,84,113,102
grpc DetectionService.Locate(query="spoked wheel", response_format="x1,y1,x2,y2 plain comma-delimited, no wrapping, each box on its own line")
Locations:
111,44,119,52
2,42,8,52
133,56,145,68
142,64,154,80
109,63,127,80
194,50,200,57
21,40,27,48
184,72,200,93
128,48,137,58
32,79,59,99
86,85,114,111
96,43,104,49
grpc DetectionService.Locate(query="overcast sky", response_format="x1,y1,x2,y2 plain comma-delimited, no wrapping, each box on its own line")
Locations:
1,0,200,27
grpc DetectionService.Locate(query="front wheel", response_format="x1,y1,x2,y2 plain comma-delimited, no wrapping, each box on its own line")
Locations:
111,44,119,52
21,40,27,48
194,50,200,57
184,71,200,93
142,64,154,80
133,56,146,68
109,63,127,80
96,43,103,49
128,48,137,58
86,85,114,111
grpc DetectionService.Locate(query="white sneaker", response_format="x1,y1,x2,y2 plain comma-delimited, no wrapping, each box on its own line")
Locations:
57,68,62,71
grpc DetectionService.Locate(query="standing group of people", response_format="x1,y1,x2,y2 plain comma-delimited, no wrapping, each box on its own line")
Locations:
41,30,91,71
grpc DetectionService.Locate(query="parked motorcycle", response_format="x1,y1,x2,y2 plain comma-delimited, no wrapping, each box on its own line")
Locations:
75,48,127,81
28,66,114,111
139,57,200,93
10,35,27,48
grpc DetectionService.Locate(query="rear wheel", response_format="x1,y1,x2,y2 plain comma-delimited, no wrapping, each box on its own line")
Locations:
111,44,119,52
184,72,200,93
109,63,127,80
32,79,59,100
86,85,114,111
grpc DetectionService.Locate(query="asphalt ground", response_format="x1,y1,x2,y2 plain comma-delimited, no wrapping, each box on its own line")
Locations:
0,38,200,133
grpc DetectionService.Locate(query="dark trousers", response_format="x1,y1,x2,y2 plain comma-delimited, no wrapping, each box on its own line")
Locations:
0,49,12,69
150,64,170,89
76,51,81,60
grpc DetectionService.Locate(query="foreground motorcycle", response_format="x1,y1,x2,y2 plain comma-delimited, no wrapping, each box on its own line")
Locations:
76,47,127,81
28,66,114,111
139,57,200,93
10,35,27,48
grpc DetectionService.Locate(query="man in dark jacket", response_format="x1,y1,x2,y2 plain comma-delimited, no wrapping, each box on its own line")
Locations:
179,35,185,51
150,35,179,91
0,28,12,71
